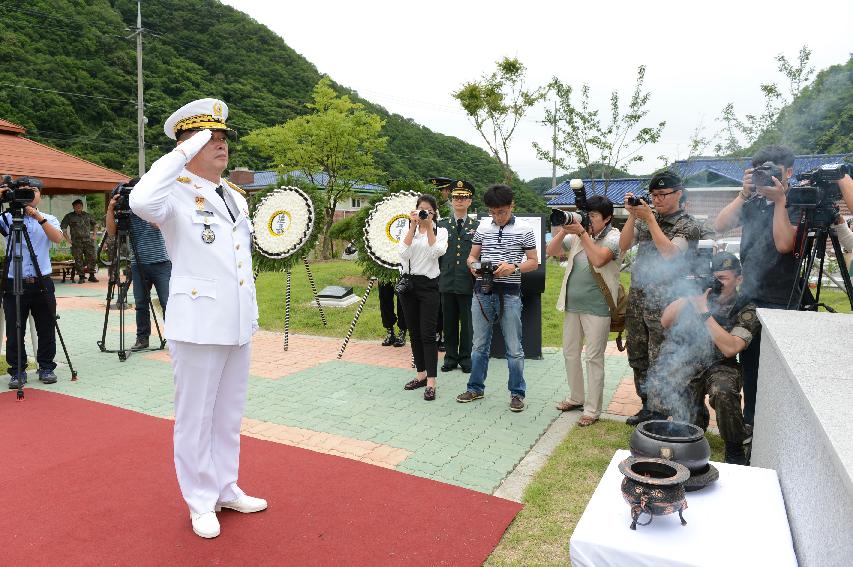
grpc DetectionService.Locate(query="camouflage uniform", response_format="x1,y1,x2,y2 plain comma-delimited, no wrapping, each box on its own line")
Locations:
625,210,701,406
60,210,97,278
679,294,760,445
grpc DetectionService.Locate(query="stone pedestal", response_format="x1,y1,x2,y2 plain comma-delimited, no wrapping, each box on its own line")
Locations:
752,309,853,567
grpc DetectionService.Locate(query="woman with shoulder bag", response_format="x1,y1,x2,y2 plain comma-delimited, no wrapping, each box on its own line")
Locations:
545,196,621,426
399,195,448,401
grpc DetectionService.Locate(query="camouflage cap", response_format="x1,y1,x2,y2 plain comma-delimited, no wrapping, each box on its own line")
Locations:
712,252,741,274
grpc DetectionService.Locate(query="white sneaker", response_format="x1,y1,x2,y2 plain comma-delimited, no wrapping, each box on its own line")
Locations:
190,511,220,539
215,494,268,513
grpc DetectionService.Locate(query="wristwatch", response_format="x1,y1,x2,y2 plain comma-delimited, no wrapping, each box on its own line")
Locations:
38,218,48,225
512,263,520,275
698,311,713,322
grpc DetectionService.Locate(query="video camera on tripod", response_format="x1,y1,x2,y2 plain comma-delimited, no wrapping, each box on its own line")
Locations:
110,178,138,228
0,175,41,210
786,163,847,228
549,179,590,230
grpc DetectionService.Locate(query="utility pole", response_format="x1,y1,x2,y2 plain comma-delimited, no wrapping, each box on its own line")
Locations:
551,100,557,189
134,0,145,176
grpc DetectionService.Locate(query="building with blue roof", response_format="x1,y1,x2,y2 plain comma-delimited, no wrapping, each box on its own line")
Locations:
227,168,387,220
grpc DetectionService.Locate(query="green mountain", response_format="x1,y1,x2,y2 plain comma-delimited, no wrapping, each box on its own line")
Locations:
748,55,853,154
0,0,544,211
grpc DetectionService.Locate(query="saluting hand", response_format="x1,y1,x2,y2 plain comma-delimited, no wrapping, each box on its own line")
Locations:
175,129,213,163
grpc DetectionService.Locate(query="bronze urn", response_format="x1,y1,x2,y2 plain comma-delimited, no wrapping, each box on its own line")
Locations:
618,456,690,530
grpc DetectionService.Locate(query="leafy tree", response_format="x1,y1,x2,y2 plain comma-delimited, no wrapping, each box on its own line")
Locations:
453,57,545,184
533,66,665,198
714,46,815,154
243,78,388,259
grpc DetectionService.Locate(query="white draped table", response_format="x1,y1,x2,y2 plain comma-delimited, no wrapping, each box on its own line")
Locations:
570,450,797,567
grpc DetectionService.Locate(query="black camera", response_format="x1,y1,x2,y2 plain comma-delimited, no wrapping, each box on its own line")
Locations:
550,178,591,230
751,161,785,189
472,260,497,294
786,163,847,228
627,194,649,206
418,209,430,220
111,179,139,221
0,175,41,208
394,274,413,295
549,208,590,230
682,240,723,297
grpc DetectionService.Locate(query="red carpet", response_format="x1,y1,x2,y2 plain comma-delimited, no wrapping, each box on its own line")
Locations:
1,390,521,566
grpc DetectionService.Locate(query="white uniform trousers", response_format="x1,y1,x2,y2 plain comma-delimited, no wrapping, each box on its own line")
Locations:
169,340,251,515
562,311,611,418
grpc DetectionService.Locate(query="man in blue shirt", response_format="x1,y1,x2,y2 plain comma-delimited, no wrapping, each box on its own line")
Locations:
106,192,171,351
0,183,65,388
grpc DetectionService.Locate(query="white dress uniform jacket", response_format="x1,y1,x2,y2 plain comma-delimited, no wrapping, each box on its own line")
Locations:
130,151,258,345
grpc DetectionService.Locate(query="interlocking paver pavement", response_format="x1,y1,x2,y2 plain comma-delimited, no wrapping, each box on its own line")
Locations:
11,279,632,494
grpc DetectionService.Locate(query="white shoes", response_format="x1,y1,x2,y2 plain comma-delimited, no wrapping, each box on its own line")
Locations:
190,511,220,539
215,494,268,514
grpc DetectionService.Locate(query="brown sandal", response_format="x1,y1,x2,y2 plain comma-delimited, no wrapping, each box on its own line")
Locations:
578,415,598,427
556,401,583,412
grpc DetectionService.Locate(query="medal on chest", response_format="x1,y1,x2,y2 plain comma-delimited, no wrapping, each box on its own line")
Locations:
196,202,215,244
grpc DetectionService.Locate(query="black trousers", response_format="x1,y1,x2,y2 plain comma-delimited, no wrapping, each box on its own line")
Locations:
378,282,406,331
399,276,440,377
441,292,473,369
4,277,57,375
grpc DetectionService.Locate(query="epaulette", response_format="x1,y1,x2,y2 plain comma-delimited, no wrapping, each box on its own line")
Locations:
225,179,246,196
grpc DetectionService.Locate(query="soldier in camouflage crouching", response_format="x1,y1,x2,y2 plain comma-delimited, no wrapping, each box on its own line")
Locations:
659,253,760,465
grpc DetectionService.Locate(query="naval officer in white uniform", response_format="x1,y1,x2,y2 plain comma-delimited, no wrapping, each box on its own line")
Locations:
130,98,265,539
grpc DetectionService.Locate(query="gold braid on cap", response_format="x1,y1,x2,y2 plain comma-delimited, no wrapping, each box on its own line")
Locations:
173,114,228,136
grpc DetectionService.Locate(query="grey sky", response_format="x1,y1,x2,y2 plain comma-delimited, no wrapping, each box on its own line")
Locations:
221,0,852,181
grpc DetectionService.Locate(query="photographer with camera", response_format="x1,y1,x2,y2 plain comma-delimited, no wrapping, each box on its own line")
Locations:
659,253,759,465
398,195,448,401
0,180,64,387
620,170,702,426
546,194,621,427
713,145,799,429
60,199,98,283
105,185,171,351
457,184,537,412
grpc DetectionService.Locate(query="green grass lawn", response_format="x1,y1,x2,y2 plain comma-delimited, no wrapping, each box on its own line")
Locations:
255,258,621,347
256,259,850,346
485,421,724,566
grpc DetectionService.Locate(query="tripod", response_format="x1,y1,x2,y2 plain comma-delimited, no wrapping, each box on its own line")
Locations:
97,213,166,361
0,205,78,400
788,217,853,312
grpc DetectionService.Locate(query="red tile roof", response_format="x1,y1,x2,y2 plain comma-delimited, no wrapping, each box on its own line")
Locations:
0,118,129,193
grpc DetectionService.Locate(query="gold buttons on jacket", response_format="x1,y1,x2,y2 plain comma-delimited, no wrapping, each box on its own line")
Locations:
238,261,243,268
235,243,240,250
239,279,245,286
191,289,198,296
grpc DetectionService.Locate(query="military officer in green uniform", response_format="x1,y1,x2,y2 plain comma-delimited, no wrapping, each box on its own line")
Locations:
660,252,759,464
437,180,476,373
619,170,701,425
60,198,98,283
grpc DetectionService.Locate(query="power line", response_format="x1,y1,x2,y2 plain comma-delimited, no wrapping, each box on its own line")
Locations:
0,82,135,104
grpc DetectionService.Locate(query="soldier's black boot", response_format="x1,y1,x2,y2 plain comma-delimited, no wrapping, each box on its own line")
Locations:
88,274,99,282
381,328,396,347
393,329,406,347
724,442,748,466
626,408,654,426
